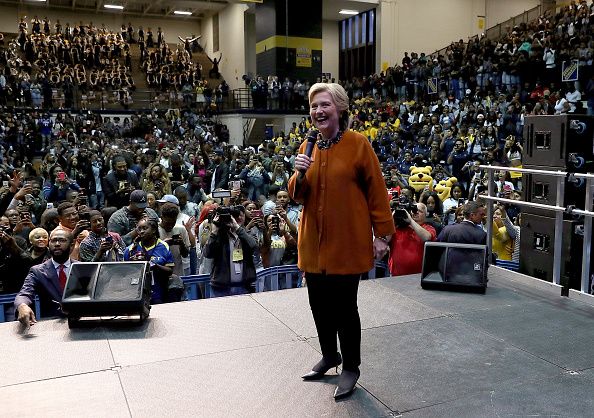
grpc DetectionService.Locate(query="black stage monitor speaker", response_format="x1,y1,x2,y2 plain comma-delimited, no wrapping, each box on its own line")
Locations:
523,115,594,172
522,171,588,217
519,212,585,290
61,261,151,327
421,242,488,293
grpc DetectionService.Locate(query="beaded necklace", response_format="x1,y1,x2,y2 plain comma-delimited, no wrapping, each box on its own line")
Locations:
316,130,344,150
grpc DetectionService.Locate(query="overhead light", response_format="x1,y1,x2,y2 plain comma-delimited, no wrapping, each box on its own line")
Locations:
174,10,193,16
27,0,47,2
339,9,359,15
104,4,124,10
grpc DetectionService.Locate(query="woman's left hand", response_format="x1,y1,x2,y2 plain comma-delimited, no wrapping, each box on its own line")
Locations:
373,237,390,260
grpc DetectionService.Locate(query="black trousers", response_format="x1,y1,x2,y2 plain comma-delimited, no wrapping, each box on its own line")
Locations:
306,273,361,371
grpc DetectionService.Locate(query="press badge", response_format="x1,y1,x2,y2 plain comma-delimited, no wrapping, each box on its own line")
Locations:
232,248,244,262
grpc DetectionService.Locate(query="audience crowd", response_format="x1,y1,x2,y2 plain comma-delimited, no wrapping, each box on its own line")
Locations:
2,1,594,321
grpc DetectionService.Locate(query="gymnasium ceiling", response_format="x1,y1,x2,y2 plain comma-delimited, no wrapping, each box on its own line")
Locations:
0,0,378,21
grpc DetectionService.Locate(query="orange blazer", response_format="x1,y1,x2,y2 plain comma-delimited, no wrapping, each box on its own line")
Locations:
288,130,395,275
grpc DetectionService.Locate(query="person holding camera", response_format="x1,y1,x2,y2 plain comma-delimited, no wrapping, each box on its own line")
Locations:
79,210,125,262
203,206,258,298
261,213,296,268
240,155,270,202
158,202,190,277
44,165,81,204
124,217,175,304
243,201,265,272
141,162,171,200
289,83,395,400
442,183,467,226
388,201,436,277
102,155,140,209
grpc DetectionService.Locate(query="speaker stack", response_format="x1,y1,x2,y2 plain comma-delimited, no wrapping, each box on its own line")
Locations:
520,115,594,290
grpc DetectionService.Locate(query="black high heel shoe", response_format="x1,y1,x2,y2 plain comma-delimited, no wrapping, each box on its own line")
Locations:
301,353,342,380
334,368,360,400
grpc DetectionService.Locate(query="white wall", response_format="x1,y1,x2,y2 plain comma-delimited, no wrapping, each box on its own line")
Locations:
0,5,200,42
322,19,339,81
377,0,543,70
486,0,541,27
201,4,248,90
218,114,245,146
378,0,486,70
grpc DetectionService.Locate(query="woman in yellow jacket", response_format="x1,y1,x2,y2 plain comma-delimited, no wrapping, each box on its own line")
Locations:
491,206,514,261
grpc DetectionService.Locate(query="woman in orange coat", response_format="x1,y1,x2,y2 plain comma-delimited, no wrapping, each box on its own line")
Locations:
288,83,395,400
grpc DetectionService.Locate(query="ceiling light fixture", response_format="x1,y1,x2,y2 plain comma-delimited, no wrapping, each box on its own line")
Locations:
104,4,124,10
339,9,359,15
174,10,193,16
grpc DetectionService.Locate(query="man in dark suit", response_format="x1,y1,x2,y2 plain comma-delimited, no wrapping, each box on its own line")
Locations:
208,148,229,193
437,201,487,244
14,229,74,326
437,201,489,285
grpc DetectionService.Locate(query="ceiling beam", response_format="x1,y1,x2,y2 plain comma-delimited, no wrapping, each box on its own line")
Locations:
144,0,165,15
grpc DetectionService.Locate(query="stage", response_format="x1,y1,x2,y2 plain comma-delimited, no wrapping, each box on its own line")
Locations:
3,267,594,417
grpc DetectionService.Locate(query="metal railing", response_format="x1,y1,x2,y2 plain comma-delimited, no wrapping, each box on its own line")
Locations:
8,87,309,113
480,165,594,294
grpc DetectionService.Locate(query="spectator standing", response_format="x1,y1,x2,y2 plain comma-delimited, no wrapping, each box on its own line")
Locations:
388,202,436,276
203,206,258,297
124,217,175,304
102,155,140,209
107,190,159,246
158,202,190,277
79,210,125,262
28,227,49,266
53,202,90,261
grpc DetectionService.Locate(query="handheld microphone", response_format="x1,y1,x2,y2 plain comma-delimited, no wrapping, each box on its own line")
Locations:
299,129,319,176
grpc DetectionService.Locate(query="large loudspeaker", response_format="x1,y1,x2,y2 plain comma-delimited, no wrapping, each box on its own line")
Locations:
421,242,488,294
61,262,151,327
523,115,594,172
522,171,588,217
519,213,586,290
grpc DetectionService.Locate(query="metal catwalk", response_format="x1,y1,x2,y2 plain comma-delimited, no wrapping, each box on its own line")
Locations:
2,267,594,417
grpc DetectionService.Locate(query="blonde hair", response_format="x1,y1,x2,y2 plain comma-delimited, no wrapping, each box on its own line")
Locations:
29,227,49,244
308,82,352,130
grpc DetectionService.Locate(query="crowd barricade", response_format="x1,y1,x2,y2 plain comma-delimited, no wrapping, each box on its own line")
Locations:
495,259,520,272
181,274,212,300
0,294,40,323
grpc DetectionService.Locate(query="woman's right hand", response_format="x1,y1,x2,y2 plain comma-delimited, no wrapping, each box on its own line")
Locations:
294,154,313,172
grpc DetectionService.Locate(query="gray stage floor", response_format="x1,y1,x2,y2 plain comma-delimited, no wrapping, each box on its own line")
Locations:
2,267,594,417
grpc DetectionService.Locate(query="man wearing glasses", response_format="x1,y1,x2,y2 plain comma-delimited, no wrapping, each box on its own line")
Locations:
14,229,75,326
